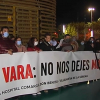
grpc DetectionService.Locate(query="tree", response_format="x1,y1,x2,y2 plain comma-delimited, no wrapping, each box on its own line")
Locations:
65,23,77,36
57,21,100,41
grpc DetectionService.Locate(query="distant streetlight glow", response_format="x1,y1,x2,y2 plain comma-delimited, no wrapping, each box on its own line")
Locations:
88,7,95,37
63,25,66,33
88,7,95,22
88,8,95,11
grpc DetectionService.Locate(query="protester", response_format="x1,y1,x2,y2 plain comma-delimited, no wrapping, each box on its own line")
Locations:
84,37,95,52
15,37,27,52
95,39,100,53
39,33,54,51
27,37,41,52
78,41,85,51
71,36,79,51
39,33,59,92
0,26,18,100
61,34,73,52
50,37,57,50
50,37,57,46
84,37,96,84
0,26,17,54
27,37,41,95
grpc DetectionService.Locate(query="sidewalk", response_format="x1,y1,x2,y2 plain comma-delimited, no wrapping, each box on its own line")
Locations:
10,80,100,100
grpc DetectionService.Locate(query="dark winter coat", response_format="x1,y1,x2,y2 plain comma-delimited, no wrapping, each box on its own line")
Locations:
39,40,54,51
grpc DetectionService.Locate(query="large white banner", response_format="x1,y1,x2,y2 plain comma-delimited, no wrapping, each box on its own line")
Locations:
0,51,100,99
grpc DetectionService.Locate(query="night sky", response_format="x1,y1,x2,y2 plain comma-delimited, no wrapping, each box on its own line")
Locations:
56,0,100,26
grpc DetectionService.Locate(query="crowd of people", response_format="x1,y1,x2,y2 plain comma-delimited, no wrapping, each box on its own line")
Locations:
0,26,100,56
1,26,100,100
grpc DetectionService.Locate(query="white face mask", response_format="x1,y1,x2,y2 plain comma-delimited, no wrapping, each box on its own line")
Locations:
34,42,38,46
81,42,84,45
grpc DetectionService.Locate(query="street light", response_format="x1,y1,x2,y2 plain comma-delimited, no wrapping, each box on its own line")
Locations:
88,8,95,37
88,8,95,23
63,25,66,33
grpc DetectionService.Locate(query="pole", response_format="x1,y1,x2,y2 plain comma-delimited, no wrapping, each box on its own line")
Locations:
84,26,86,40
91,10,93,37
91,10,92,23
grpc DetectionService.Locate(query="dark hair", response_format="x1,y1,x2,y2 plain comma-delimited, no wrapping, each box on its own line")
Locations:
1,26,9,31
44,33,51,38
89,37,95,41
64,34,70,37
28,37,37,48
95,39,100,42
15,37,22,41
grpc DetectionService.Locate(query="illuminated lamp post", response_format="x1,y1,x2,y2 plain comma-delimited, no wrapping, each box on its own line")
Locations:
88,8,95,22
88,8,95,37
87,8,95,85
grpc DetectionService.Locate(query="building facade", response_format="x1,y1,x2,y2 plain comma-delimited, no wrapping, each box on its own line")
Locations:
0,0,56,44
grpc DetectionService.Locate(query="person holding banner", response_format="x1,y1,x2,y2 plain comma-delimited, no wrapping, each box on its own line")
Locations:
27,37,41,52
84,37,96,52
39,33,54,51
78,41,85,51
39,33,59,92
0,26,18,100
61,34,74,52
0,26,17,54
27,37,41,95
71,36,79,51
95,39,100,53
15,37,27,52
84,37,96,84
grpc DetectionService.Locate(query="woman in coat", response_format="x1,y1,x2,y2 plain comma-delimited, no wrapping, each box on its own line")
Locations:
15,37,27,52
27,37,41,52
27,37,41,95
84,37,95,52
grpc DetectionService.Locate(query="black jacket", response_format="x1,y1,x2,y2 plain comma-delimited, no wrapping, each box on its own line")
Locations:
84,41,95,52
39,40,54,51
95,42,100,52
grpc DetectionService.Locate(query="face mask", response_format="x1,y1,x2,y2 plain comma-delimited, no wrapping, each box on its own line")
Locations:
3,32,9,38
17,41,22,45
34,42,38,46
81,42,84,45
91,41,94,43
